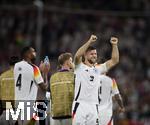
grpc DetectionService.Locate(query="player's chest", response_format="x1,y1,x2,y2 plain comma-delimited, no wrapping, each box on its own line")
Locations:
80,67,100,84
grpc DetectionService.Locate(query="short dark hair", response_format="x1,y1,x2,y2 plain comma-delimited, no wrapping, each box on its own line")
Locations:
21,46,32,58
58,53,72,66
85,46,96,53
9,56,19,66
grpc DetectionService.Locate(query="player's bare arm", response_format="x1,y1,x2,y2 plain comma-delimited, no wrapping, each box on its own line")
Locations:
39,61,50,91
105,37,119,70
114,94,125,113
74,35,97,65
39,74,48,91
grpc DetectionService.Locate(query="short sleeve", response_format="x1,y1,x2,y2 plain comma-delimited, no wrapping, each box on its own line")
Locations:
33,66,44,84
111,79,119,96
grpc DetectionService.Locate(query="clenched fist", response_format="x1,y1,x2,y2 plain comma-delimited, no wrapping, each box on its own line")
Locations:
110,37,118,45
89,35,97,44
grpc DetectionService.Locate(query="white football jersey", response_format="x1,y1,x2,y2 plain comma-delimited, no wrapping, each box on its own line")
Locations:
98,75,119,114
74,63,107,104
14,60,44,100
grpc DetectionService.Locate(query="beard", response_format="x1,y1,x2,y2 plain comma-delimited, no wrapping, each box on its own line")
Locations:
88,58,97,64
31,57,36,63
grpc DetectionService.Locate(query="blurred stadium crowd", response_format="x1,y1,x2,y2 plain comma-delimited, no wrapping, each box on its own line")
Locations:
0,0,150,125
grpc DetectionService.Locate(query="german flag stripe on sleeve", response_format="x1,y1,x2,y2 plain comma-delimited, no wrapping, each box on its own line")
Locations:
112,79,118,89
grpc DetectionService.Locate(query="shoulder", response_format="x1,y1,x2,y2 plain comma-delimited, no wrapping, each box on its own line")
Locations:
29,63,39,70
15,61,34,71
50,72,59,78
15,60,25,66
0,71,7,79
0,69,14,82
28,64,41,76
0,69,13,77
95,63,106,68
95,63,101,67
111,78,118,86
51,71,74,79
75,62,87,70
14,61,29,69
95,63,108,74
99,75,112,83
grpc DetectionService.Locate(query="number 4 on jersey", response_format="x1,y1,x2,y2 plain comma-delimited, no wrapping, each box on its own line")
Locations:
16,74,22,90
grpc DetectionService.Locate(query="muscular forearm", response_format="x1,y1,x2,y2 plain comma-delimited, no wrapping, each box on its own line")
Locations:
75,40,91,63
106,37,119,70
74,35,97,65
114,94,124,109
39,60,50,91
39,73,48,91
111,44,119,64
42,73,48,83
43,73,48,90
39,83,48,91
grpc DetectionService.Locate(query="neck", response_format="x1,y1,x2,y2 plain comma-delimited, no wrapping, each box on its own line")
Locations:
61,65,70,71
23,58,32,64
84,60,94,67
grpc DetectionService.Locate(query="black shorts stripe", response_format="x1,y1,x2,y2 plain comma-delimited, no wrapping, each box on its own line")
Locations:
73,102,79,115
75,82,81,101
96,104,99,114
98,87,101,104
107,115,113,125
29,80,33,93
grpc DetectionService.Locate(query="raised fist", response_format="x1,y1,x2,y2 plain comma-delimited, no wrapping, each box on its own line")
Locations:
110,37,118,45
89,35,97,44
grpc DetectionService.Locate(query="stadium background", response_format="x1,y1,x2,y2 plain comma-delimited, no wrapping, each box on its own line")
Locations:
0,0,150,124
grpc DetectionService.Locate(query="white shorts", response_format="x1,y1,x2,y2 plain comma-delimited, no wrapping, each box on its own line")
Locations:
98,108,113,125
72,101,99,125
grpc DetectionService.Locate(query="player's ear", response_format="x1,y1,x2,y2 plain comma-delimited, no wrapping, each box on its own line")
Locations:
66,60,70,66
